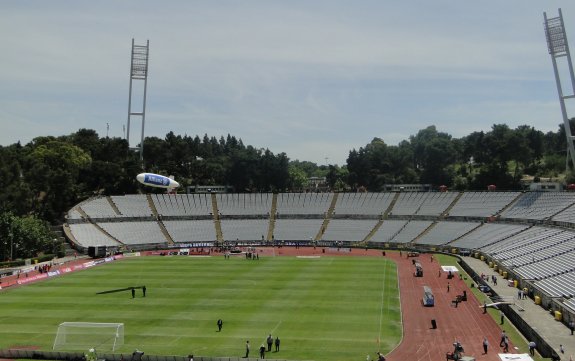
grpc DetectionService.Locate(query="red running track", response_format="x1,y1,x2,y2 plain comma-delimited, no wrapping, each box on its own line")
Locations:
386,251,512,361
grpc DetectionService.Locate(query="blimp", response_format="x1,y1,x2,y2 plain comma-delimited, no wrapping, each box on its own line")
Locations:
136,173,180,189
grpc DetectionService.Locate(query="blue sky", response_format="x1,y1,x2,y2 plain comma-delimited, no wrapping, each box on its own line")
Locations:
1,1,575,165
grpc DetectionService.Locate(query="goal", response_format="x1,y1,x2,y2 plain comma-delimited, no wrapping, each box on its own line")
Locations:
52,322,124,351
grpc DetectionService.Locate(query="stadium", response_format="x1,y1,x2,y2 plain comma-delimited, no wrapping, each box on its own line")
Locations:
4,4,575,361
1,190,574,361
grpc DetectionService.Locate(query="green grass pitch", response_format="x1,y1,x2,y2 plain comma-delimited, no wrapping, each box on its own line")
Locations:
0,255,401,361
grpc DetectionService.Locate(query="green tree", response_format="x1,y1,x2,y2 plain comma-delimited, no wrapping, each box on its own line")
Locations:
288,164,308,191
326,165,349,191
24,140,91,221
0,211,55,260
0,144,35,216
410,126,457,186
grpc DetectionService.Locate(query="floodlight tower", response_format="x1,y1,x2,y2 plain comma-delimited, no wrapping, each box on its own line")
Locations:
544,9,575,168
126,39,150,163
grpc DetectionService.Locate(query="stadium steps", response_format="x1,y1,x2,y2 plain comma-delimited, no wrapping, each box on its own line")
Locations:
441,191,463,218
361,219,384,244
314,193,338,241
89,221,125,246
211,193,224,242
62,241,77,256
106,196,122,216
478,224,535,251
60,224,88,255
51,225,74,256
266,193,278,241
390,219,409,241
495,192,524,217
383,192,400,219
545,201,575,223
62,224,80,249
146,194,159,217
444,222,484,246
147,194,173,244
75,206,89,219
156,219,175,245
410,221,437,245
73,204,123,248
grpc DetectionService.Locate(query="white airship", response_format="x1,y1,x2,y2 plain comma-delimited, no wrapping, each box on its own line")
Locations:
136,173,180,189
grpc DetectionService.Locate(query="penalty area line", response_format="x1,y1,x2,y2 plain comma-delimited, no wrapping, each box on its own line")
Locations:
269,320,282,336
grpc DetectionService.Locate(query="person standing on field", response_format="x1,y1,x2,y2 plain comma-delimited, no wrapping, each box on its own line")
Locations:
266,334,273,352
483,337,489,354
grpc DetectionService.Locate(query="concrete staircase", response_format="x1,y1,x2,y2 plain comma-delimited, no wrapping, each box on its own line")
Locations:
383,192,400,219
146,194,159,217
361,219,384,243
106,196,122,216
314,193,339,241
267,194,278,241
211,193,224,242
409,221,437,246
441,192,463,218
496,192,524,217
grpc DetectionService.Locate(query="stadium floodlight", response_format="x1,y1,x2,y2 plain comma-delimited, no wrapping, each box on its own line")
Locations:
126,39,150,163
52,322,124,351
544,9,575,169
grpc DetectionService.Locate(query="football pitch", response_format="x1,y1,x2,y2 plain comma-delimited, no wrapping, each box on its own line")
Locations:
0,255,401,361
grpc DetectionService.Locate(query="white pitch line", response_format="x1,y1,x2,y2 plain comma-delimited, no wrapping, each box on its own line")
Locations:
261,320,283,349
269,320,282,335
262,320,283,343
377,260,388,349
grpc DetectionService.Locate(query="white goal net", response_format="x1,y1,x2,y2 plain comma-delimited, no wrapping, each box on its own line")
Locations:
53,322,124,351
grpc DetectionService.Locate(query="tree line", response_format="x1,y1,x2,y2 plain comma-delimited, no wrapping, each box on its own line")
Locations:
0,122,573,260
347,122,573,191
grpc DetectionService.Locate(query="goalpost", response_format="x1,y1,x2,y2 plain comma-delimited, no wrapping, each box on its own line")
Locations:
53,322,124,351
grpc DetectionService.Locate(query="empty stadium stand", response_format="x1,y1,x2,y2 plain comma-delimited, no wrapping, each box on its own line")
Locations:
500,191,575,220
450,223,529,249
414,221,480,246
332,192,394,215
65,191,575,319
447,191,520,217
275,193,334,215
320,219,379,242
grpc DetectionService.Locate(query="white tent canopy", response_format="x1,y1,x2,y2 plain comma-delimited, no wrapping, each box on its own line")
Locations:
498,354,534,361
